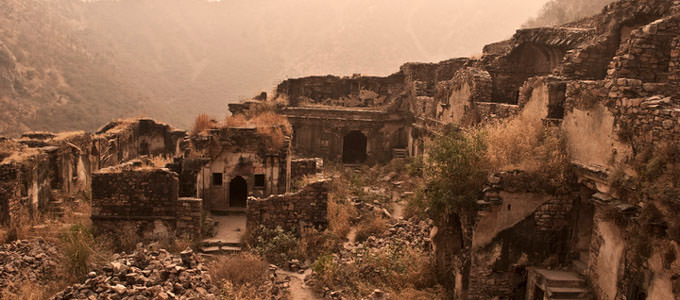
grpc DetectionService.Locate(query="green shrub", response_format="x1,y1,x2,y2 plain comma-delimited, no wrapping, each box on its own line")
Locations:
248,226,298,265
419,124,488,222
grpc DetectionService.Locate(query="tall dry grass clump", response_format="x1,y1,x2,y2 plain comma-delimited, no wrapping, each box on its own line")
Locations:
191,113,214,136
208,253,268,285
483,115,570,185
59,224,96,280
207,253,273,300
224,114,248,127
222,111,291,150
252,112,292,150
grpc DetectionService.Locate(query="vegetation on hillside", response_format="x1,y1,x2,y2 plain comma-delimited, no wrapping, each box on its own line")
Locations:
523,0,616,27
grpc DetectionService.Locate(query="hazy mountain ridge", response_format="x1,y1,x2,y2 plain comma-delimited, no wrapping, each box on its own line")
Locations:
0,0,164,136
1,0,610,136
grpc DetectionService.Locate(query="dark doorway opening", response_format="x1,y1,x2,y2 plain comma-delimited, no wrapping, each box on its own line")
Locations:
343,131,367,163
229,176,247,208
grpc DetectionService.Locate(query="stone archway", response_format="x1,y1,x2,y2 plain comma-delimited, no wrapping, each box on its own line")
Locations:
342,130,367,163
229,176,247,208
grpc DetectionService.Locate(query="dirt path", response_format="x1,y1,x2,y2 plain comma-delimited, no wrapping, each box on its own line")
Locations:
277,269,321,300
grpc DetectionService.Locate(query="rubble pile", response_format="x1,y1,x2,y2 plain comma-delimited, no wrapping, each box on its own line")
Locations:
0,239,59,289
357,218,433,251
52,248,219,300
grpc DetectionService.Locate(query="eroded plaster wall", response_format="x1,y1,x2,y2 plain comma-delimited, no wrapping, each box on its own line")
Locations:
563,103,632,170
589,214,626,300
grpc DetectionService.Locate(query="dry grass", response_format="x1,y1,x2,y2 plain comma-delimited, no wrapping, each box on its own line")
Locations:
354,216,388,243
393,287,445,300
208,253,268,286
483,115,570,185
252,112,292,150
224,114,248,127
297,227,338,261
222,111,292,150
312,246,441,299
191,113,214,136
149,155,173,168
0,280,61,300
327,196,356,240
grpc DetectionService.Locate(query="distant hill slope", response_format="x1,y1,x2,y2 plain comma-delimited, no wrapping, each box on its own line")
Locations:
524,0,617,28
0,0,156,136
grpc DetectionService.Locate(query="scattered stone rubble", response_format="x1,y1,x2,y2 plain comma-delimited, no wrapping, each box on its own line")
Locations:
0,239,58,290
313,218,434,299
52,247,219,300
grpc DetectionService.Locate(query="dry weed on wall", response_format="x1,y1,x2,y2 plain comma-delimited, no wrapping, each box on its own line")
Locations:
191,113,214,135
483,114,569,184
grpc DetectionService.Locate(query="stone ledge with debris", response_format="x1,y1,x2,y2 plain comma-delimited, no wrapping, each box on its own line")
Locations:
51,247,219,300
0,239,59,291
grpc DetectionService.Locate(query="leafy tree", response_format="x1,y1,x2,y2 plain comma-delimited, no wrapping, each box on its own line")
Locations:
414,125,489,222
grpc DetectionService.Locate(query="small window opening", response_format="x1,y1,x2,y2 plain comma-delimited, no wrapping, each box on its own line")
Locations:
212,173,223,186
254,174,266,187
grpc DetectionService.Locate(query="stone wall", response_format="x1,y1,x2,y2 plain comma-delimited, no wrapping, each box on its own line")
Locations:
94,118,185,169
176,197,203,239
291,158,321,181
607,16,680,83
466,171,576,300
285,107,409,163
246,179,329,235
91,166,202,240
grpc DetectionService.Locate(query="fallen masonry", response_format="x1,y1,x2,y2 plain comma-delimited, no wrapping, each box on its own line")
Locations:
0,239,58,292
51,247,218,300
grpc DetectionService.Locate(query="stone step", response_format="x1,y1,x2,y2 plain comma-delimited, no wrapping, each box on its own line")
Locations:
572,260,587,276
200,239,242,248
547,286,590,298
200,245,242,254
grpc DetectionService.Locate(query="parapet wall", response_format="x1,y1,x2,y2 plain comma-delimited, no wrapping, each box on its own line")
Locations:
246,179,329,235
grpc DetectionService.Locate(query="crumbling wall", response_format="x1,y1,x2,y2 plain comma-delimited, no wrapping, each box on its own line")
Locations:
94,118,185,168
588,209,626,300
436,67,493,126
246,179,328,235
607,16,680,83
0,163,20,225
466,172,575,300
285,107,408,163
291,158,321,181
91,166,201,240
276,73,406,107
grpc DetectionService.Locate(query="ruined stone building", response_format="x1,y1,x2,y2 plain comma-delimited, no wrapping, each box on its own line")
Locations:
0,119,184,227
176,126,291,213
227,0,680,299
1,0,680,298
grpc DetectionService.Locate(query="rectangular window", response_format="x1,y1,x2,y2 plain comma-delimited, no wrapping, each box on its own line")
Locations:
212,173,223,186
254,174,265,187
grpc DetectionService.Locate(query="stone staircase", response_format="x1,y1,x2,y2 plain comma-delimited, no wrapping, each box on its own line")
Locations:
528,268,593,300
198,214,246,254
46,191,65,219
391,148,408,159
199,239,242,254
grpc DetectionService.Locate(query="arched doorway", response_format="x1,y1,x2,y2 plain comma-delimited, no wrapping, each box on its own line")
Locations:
343,131,367,163
229,176,247,208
